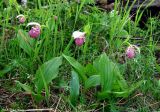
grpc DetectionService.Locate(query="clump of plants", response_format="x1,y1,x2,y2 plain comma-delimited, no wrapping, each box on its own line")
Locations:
0,0,160,111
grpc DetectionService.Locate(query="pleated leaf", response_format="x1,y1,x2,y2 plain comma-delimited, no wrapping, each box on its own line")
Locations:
35,56,62,93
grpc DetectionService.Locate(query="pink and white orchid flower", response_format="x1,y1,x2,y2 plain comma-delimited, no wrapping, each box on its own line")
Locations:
16,14,26,24
72,31,85,46
27,22,41,38
126,45,140,59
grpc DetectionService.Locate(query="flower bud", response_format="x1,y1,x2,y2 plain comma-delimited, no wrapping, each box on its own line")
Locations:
16,14,25,24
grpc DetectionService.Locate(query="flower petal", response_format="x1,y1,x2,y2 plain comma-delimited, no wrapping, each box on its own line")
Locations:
27,22,41,28
16,14,25,18
72,31,85,39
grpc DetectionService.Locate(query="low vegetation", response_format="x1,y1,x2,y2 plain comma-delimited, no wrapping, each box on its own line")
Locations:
0,0,160,111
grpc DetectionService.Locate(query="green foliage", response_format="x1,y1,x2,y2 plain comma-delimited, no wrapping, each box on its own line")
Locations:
64,53,143,100
85,63,97,76
0,60,19,77
70,70,80,106
17,29,35,56
16,81,43,102
85,75,100,89
0,0,160,111
17,56,62,101
62,54,87,81
35,56,62,93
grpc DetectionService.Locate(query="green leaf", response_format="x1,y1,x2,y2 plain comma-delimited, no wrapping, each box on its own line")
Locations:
70,70,80,106
84,24,91,36
46,17,55,31
62,54,87,82
0,60,19,77
81,0,95,4
17,29,35,56
117,29,129,37
97,91,113,100
98,80,144,99
85,63,97,76
127,80,144,95
35,56,62,93
16,81,44,102
32,94,44,103
85,75,100,89
93,53,128,99
113,80,144,98
93,53,115,92
155,63,160,73
158,80,160,87
0,65,13,77
16,81,33,94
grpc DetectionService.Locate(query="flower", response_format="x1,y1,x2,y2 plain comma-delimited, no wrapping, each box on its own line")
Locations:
27,22,41,38
72,31,85,46
16,14,26,23
27,22,41,27
54,16,58,21
126,45,140,59
29,26,41,38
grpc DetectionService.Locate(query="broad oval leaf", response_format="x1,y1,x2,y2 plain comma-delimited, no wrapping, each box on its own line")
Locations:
85,75,100,89
62,54,87,82
16,81,44,102
97,80,144,100
117,29,129,37
70,70,80,106
17,29,35,56
35,56,62,93
85,63,97,76
16,81,33,94
93,53,128,92
93,53,115,92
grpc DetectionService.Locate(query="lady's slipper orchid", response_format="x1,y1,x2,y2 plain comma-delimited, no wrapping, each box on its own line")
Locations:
27,22,41,38
126,45,140,59
16,14,26,23
72,31,85,46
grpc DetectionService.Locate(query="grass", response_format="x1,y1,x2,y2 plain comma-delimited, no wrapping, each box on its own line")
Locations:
0,0,160,111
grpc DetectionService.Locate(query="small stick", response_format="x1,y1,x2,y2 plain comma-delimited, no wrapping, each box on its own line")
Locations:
149,101,160,107
54,96,62,112
0,78,18,82
5,108,54,112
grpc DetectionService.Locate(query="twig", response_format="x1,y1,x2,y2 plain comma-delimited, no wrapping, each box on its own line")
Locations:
130,93,143,100
5,108,54,112
0,78,19,82
54,96,62,112
149,101,160,107
117,93,143,105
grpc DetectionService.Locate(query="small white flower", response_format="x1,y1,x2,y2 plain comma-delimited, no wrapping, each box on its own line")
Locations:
27,22,41,28
72,31,85,39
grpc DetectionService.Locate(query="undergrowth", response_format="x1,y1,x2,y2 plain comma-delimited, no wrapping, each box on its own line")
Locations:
0,0,160,111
